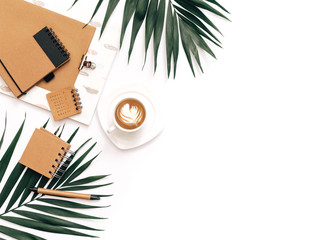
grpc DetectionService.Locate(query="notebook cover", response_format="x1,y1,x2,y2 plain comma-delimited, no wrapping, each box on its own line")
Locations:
0,26,71,97
47,86,82,121
0,0,96,92
34,27,70,69
0,33,56,97
19,128,71,179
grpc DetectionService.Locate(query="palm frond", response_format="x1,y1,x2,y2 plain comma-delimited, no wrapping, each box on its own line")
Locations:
42,118,50,128
0,115,25,184
25,204,106,219
153,0,166,72
67,127,80,144
75,0,229,77
0,112,7,150
53,125,61,135
59,183,113,191
0,225,46,240
100,0,120,37
12,210,103,231
58,123,65,138
68,175,109,186
0,216,98,238
0,114,111,239
37,198,109,209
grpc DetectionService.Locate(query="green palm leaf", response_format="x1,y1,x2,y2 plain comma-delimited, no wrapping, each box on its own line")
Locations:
0,225,46,240
0,112,7,150
187,0,229,21
72,0,229,77
172,12,179,78
62,152,101,186
0,116,111,239
0,216,98,238
143,0,158,65
42,118,50,128
59,183,112,191
13,210,103,231
5,169,39,212
37,198,108,209
205,0,229,13
174,4,221,42
165,3,173,77
178,18,196,76
153,0,165,72
54,125,61,135
87,0,104,25
18,171,41,206
128,0,150,61
120,0,139,47
26,204,105,219
58,123,65,138
31,176,48,200
100,0,120,38
0,163,25,208
67,127,79,144
0,115,25,183
68,175,109,186
69,0,79,9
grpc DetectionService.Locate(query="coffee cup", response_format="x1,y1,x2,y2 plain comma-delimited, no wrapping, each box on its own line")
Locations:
108,97,146,133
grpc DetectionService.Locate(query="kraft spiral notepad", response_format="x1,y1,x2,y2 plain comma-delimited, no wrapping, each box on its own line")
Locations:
0,26,70,98
19,128,74,179
46,86,82,121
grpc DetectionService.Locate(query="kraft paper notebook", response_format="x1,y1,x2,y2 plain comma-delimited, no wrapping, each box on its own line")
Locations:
19,128,73,179
0,0,119,125
47,86,82,121
0,0,96,93
0,26,70,97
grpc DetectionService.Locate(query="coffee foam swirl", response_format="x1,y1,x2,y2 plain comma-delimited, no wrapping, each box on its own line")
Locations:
118,103,144,126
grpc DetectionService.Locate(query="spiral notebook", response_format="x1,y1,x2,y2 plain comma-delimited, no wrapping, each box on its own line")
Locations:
46,86,82,121
19,128,74,179
0,26,70,97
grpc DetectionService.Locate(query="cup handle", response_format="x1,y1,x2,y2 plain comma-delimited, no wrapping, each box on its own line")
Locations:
107,125,116,134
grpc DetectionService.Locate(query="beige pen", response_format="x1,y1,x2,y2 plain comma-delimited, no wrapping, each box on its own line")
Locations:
30,187,100,200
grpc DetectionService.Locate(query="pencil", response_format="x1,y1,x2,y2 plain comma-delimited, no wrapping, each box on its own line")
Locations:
30,187,100,200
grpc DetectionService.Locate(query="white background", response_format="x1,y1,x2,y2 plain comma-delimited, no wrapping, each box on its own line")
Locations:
1,0,324,239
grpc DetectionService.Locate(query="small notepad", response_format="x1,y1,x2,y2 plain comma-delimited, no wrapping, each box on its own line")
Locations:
19,128,73,179
46,86,82,121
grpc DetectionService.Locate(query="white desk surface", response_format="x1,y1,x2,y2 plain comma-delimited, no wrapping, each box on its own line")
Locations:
1,0,324,239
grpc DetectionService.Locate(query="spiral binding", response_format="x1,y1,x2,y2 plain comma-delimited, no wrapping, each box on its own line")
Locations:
49,147,75,179
71,88,83,111
44,27,70,59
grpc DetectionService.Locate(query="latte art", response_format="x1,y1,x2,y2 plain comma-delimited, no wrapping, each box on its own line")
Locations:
115,98,146,130
119,104,144,126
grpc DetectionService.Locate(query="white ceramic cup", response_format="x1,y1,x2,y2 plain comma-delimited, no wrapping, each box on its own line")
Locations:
107,97,146,134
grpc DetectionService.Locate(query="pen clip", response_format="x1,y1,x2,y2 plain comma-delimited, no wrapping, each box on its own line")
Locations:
79,54,96,70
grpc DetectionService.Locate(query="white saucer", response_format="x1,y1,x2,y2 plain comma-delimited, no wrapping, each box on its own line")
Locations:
97,83,164,150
